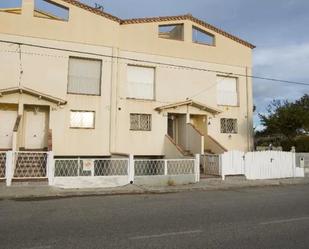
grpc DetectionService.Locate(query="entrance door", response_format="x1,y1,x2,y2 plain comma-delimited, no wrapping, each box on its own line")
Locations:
24,107,49,150
0,109,17,149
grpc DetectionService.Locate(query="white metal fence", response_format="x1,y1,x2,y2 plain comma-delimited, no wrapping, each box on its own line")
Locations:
134,159,195,176
200,154,220,176
296,153,309,168
54,158,129,177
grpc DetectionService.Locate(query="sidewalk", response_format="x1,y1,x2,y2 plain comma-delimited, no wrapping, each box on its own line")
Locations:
1,177,309,200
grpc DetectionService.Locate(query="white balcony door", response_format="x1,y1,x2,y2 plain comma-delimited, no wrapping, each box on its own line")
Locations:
0,110,17,149
24,108,48,149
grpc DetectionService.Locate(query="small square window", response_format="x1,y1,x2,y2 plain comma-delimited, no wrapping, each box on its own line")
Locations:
159,24,184,41
221,118,238,134
70,111,95,129
130,114,151,131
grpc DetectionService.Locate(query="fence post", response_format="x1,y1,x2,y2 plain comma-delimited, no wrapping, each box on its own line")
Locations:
220,154,225,180
47,151,55,185
128,154,134,184
164,160,168,176
5,151,13,186
194,154,200,182
291,147,296,178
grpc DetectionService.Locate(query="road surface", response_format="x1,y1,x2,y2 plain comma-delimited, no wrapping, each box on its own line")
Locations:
1,185,309,249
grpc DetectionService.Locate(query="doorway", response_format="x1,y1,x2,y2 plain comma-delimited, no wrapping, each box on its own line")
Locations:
23,105,49,150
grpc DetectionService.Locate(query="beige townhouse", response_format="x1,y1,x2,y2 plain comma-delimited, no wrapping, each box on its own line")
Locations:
0,0,255,158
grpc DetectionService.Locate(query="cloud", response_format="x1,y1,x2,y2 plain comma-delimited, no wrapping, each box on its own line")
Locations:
253,43,309,126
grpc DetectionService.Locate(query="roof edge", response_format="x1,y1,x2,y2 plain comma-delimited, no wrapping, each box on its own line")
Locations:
58,1,254,49
121,14,255,49
0,87,67,105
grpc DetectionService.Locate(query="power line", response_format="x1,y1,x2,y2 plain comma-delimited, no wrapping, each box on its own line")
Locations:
1,39,309,87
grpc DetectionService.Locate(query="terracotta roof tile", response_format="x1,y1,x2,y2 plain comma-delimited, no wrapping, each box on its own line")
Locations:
121,14,255,49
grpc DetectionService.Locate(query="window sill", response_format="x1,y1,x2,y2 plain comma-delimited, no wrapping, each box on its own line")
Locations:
126,98,156,102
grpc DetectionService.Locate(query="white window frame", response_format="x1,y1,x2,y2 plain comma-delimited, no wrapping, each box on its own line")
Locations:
67,57,102,96
130,114,152,131
127,65,155,101
70,110,95,129
216,76,239,106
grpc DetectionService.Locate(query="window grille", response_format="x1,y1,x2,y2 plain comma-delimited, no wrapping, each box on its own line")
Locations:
70,111,95,129
130,114,151,131
221,118,238,134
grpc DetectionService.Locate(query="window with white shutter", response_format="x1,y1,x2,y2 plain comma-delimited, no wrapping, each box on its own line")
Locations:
127,65,155,100
217,76,238,106
68,57,102,95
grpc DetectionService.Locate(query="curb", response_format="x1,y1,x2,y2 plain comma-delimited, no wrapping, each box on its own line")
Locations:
0,180,308,201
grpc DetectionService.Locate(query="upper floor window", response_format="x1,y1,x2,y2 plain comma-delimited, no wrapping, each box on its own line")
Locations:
130,114,152,131
70,111,95,129
217,76,238,106
0,0,22,14
127,65,155,100
34,0,69,21
221,118,238,134
159,24,184,41
192,26,215,46
68,57,102,96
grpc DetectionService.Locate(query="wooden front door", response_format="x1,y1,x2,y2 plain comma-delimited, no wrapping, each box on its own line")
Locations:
24,107,49,150
0,109,17,149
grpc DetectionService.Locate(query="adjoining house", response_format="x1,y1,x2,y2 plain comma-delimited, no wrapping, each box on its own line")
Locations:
0,0,255,160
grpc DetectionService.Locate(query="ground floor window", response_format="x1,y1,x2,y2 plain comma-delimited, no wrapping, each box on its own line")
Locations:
220,118,238,134
130,114,151,131
70,111,95,129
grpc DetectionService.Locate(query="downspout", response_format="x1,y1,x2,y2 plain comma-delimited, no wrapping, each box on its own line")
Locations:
109,47,119,155
246,66,252,151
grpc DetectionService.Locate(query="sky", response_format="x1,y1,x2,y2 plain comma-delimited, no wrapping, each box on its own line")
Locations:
2,0,309,129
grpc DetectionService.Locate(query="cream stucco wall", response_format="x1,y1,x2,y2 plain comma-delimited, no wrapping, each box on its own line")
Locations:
0,0,254,156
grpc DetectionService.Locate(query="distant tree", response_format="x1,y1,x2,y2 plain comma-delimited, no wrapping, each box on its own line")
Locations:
258,94,309,141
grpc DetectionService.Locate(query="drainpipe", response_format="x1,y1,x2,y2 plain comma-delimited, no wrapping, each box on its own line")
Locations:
246,67,253,151
109,47,119,155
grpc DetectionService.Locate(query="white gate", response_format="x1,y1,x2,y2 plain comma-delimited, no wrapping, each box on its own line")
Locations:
220,150,304,180
245,151,294,180
221,151,245,179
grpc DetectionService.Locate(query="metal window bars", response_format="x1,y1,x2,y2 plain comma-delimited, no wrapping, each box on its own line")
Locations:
221,118,238,133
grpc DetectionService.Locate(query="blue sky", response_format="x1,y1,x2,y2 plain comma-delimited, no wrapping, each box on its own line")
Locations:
2,0,309,129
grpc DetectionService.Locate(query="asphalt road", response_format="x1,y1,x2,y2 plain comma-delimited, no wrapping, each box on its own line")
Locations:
0,185,309,249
